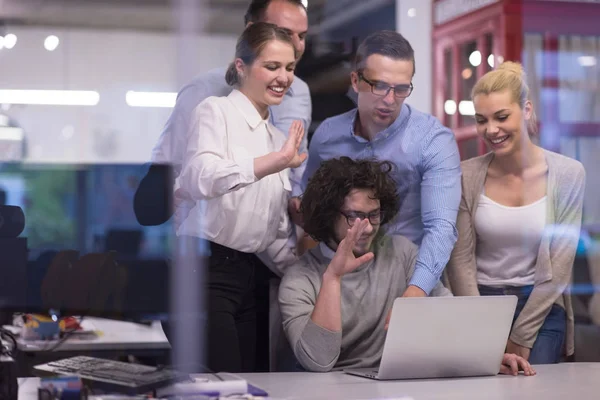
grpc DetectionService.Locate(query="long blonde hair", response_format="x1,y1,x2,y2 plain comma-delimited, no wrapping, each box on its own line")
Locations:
471,61,538,136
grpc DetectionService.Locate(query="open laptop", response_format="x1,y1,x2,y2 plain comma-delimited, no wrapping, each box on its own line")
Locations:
345,295,517,380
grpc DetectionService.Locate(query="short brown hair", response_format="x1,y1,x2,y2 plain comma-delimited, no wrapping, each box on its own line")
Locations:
244,0,307,25
354,30,415,76
301,157,400,244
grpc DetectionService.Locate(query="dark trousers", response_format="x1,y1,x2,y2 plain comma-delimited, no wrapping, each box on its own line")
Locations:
479,285,566,364
163,240,274,373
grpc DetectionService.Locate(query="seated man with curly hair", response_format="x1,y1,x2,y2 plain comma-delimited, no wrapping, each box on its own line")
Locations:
278,157,535,376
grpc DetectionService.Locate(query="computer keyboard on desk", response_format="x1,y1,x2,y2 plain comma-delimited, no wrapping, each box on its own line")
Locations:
35,356,190,394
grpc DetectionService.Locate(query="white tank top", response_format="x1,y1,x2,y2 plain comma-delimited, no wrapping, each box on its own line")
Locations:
474,193,547,287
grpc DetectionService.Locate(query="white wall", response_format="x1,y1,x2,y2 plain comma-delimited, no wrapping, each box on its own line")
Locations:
396,0,432,114
0,27,237,163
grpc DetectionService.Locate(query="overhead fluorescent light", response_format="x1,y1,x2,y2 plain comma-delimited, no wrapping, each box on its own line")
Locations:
126,91,177,108
0,90,99,106
0,127,24,141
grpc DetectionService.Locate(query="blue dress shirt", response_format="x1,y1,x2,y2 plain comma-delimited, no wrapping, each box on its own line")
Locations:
301,103,461,294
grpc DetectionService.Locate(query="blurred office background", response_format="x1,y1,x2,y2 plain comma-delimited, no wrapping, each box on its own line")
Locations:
0,0,599,368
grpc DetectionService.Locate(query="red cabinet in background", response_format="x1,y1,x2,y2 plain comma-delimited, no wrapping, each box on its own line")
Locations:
432,0,600,160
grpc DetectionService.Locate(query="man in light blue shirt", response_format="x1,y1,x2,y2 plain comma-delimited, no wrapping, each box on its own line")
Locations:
300,30,461,297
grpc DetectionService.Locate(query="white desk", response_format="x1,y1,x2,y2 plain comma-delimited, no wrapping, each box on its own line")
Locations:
225,363,600,400
13,318,170,352
19,363,600,400
8,318,170,377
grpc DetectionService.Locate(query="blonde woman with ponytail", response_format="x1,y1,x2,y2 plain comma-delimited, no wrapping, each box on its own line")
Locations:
447,61,586,364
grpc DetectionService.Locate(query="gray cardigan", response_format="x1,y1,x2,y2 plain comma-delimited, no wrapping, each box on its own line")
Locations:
446,149,585,356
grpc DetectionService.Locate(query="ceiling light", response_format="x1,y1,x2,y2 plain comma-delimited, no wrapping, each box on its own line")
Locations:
469,50,481,67
459,100,475,116
126,91,177,108
4,34,17,49
44,35,60,51
0,90,99,106
444,100,457,115
407,8,416,18
487,54,494,68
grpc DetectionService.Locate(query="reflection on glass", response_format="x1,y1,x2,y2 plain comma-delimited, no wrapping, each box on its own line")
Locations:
460,41,478,126
444,48,454,127
559,35,600,124
561,136,600,225
485,33,494,72
523,34,543,120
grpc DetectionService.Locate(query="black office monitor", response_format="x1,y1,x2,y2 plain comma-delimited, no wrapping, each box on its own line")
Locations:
0,162,197,323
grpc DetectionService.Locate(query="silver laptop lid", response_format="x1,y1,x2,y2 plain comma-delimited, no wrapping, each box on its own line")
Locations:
378,295,517,380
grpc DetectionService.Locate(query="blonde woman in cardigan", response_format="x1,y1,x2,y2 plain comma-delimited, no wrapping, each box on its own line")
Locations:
447,61,586,364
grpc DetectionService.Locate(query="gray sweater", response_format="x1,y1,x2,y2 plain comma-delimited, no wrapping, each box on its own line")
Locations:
278,235,451,372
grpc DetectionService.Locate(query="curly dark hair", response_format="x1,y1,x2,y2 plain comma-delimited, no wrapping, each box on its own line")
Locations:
301,157,400,243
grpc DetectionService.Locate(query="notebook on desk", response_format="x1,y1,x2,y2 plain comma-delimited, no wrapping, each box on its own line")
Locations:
345,295,517,380
159,372,268,397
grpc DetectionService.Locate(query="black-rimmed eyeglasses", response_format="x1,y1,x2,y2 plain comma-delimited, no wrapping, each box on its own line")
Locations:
340,210,384,227
358,72,413,98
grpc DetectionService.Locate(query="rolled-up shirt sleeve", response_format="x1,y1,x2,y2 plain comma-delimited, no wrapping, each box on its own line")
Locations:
179,98,257,200
409,125,461,294
279,268,342,372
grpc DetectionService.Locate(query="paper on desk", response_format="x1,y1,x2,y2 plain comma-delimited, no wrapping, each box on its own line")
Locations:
156,377,248,397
